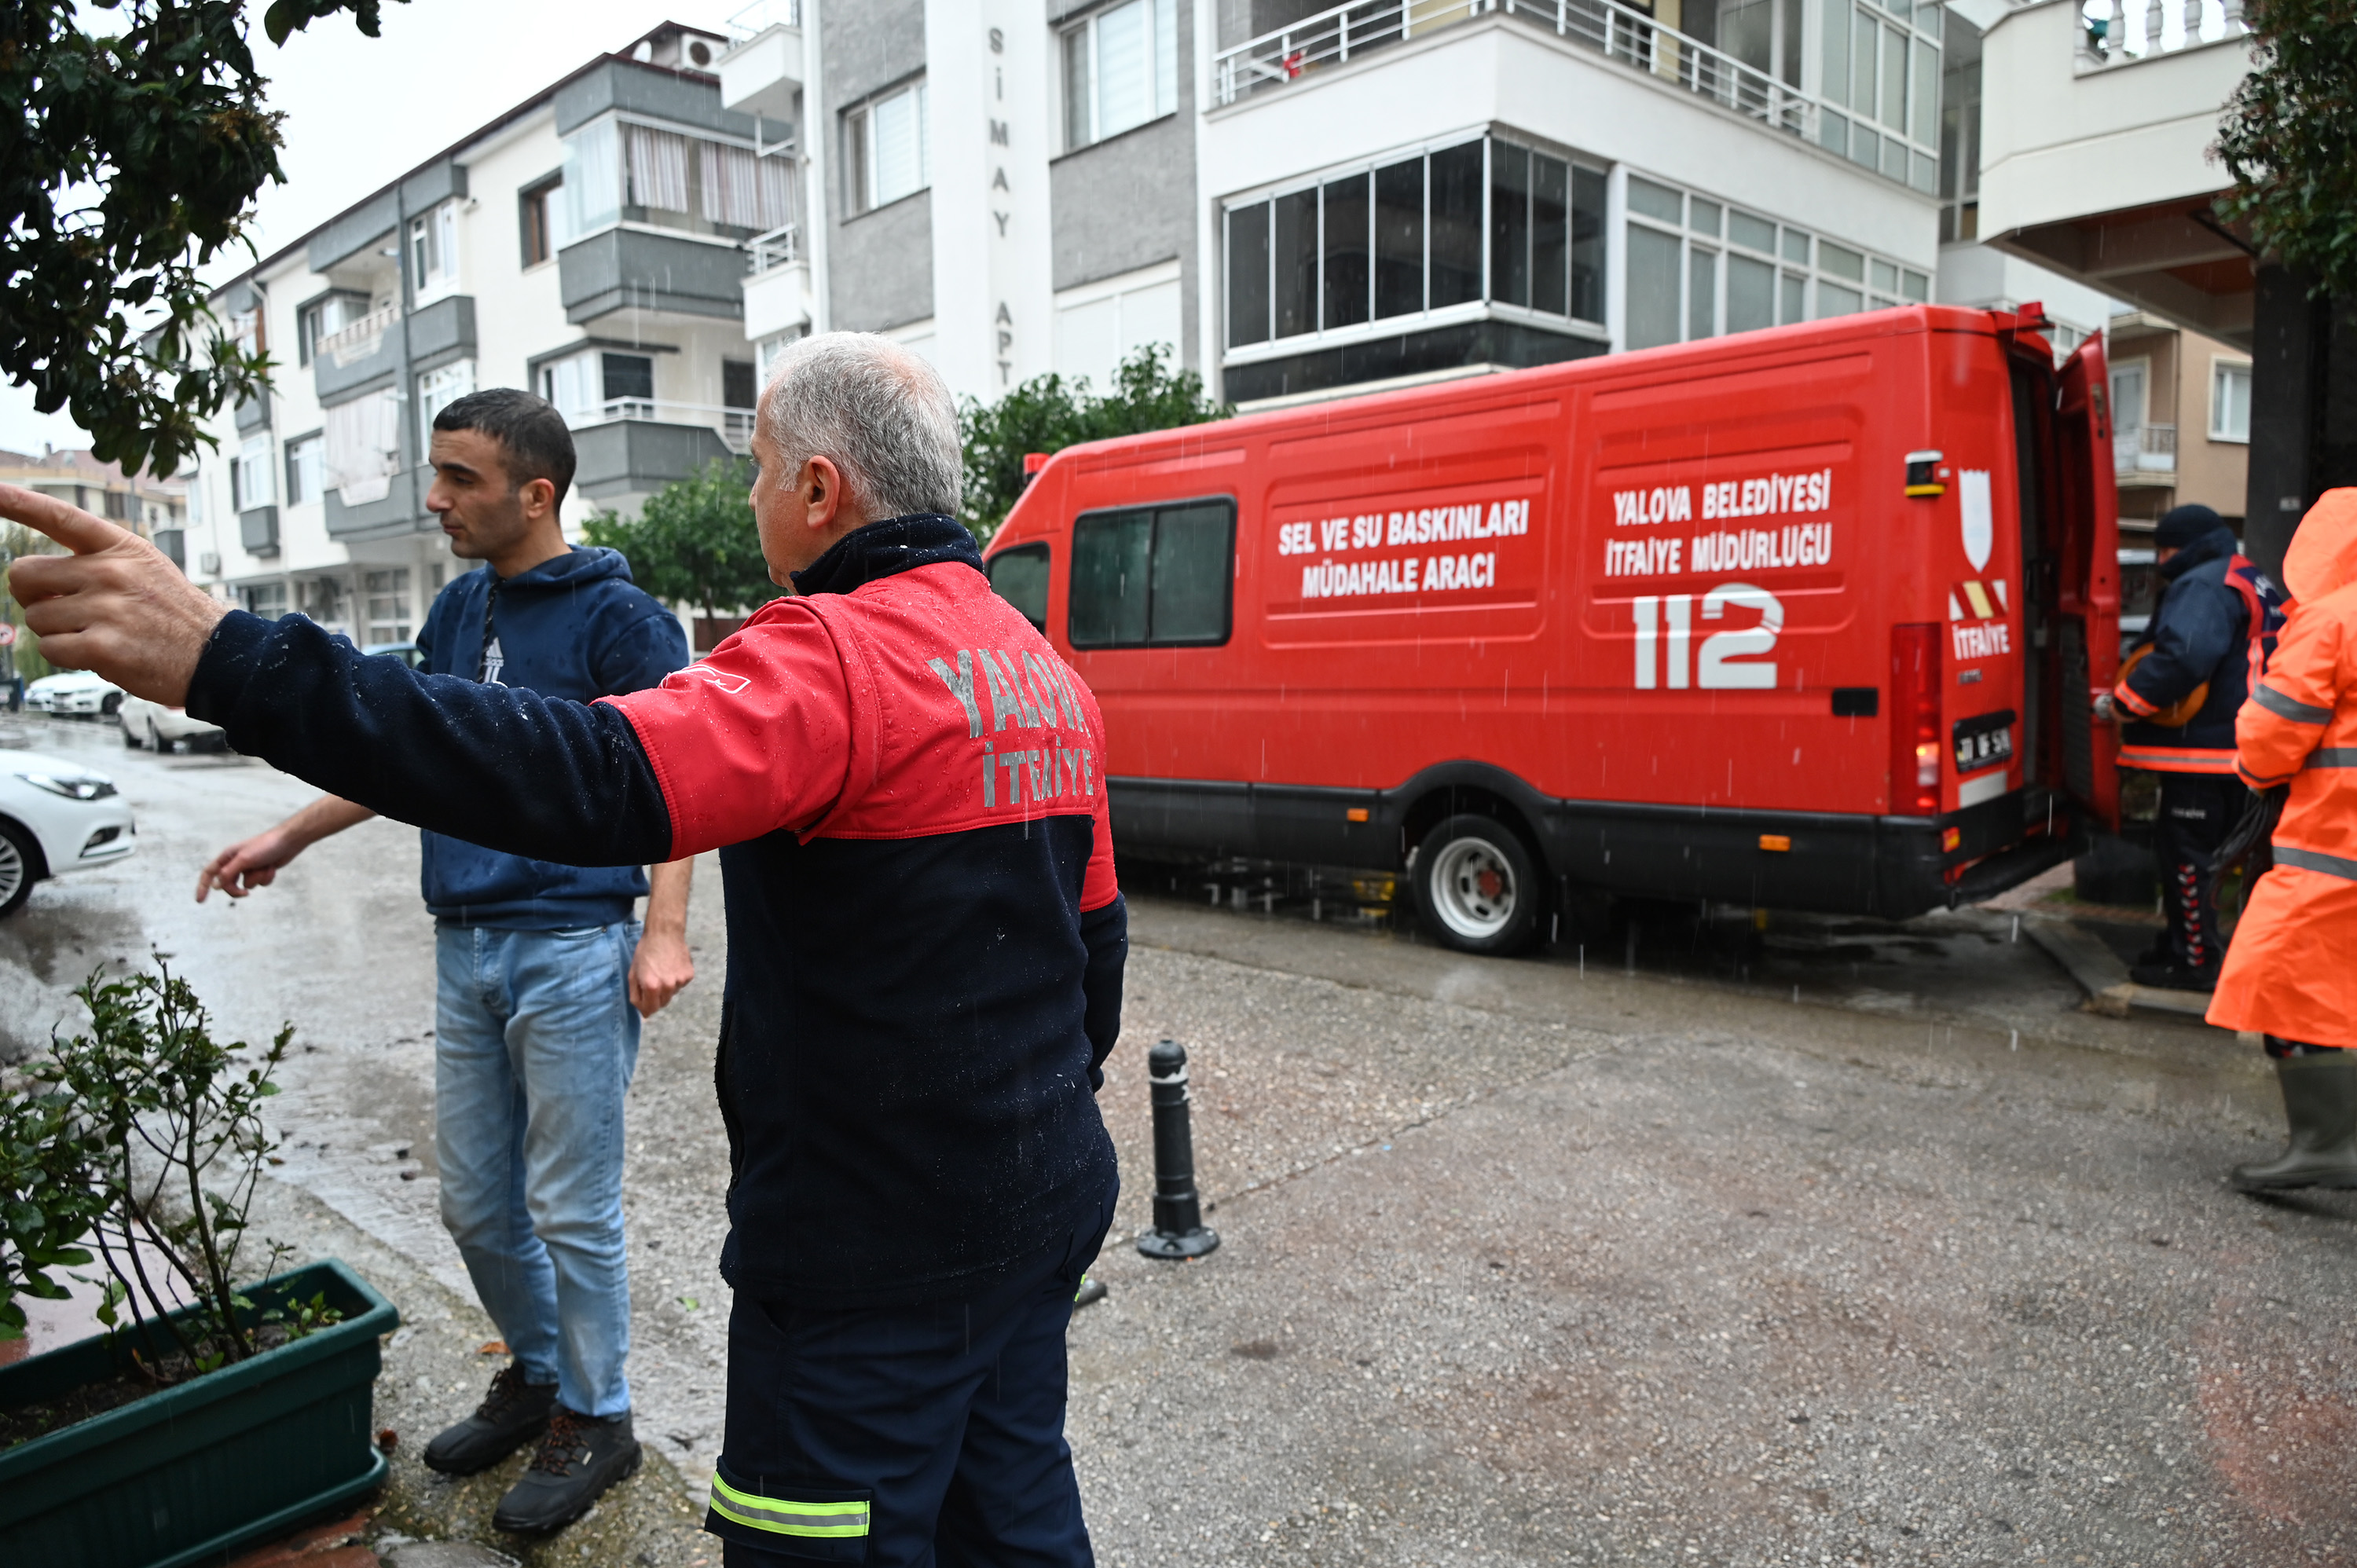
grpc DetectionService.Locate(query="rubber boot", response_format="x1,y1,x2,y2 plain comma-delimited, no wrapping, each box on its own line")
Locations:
2232,1051,2357,1192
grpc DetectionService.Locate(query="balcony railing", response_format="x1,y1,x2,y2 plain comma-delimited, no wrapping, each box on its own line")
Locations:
316,304,399,368
1214,0,1887,166
724,0,801,38
750,223,800,274
2077,0,2245,71
2115,422,2176,473
568,399,757,454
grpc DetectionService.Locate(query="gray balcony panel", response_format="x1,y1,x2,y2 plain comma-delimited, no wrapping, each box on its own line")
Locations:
325,469,429,540
555,59,750,137
240,505,279,555
572,419,738,501
234,391,271,432
559,229,746,324
308,190,401,273
313,317,408,402
401,160,467,212
409,295,478,371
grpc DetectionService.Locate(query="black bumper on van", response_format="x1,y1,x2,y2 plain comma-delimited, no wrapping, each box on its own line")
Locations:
1107,771,2090,922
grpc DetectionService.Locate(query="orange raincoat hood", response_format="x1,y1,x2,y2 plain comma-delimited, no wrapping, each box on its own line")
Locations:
2283,487,2357,603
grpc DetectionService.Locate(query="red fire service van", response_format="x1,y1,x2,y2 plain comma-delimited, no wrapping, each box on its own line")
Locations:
982,305,2121,954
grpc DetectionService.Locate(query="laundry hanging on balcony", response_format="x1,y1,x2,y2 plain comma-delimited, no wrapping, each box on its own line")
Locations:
324,388,403,506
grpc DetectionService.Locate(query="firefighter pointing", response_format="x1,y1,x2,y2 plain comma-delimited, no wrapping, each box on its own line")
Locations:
2209,489,2357,1191
2091,504,2285,991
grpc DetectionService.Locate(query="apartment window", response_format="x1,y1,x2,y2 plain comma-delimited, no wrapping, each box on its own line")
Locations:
1937,24,1981,243
1225,137,1603,350
228,306,263,356
231,434,275,512
416,361,477,451
1817,0,1941,192
409,200,459,303
324,387,403,505
1622,174,1926,350
365,568,413,645
1063,0,1177,151
541,350,656,423
299,291,371,367
846,81,929,214
724,359,757,412
555,116,793,246
284,433,324,507
2211,359,2253,442
242,581,289,619
521,176,562,266
1069,499,1235,648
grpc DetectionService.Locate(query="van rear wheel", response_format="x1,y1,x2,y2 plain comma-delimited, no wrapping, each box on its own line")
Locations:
1412,814,1541,955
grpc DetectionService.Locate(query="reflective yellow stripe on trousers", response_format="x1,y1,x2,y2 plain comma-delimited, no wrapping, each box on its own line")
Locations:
708,1473,872,1538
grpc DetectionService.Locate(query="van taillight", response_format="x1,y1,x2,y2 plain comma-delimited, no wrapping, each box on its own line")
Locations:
1890,623,1942,815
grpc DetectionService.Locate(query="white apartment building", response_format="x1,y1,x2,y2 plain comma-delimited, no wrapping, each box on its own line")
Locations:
183,23,790,637
718,0,1972,413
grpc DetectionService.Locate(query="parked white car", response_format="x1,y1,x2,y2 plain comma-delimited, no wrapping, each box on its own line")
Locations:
0,751,136,917
24,669,124,719
119,693,227,753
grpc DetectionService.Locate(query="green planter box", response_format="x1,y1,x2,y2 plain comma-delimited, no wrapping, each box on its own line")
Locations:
0,1258,398,1568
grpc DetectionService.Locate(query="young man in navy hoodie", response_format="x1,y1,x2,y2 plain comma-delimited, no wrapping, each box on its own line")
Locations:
194,389,693,1531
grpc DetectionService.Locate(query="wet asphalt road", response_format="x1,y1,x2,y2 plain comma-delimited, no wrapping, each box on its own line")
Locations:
5,713,2352,1566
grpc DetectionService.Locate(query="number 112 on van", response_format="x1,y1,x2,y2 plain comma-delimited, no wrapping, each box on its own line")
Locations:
1631,584,1785,691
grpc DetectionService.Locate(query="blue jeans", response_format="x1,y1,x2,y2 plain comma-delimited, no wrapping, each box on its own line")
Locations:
434,921,641,1418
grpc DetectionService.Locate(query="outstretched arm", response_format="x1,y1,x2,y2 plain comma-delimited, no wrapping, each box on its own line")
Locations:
196,796,378,902
4,483,675,866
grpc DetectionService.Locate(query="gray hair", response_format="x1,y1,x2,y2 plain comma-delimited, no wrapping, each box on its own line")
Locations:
756,332,962,519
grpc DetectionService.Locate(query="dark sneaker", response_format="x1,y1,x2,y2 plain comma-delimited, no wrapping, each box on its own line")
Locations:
2130,958,2219,992
423,1364,558,1475
493,1407,642,1534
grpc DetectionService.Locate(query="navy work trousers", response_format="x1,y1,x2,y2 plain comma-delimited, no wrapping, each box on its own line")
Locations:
707,1189,1113,1567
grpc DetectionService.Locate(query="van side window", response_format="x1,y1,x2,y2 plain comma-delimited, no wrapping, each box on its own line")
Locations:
1069,498,1236,649
988,544,1050,631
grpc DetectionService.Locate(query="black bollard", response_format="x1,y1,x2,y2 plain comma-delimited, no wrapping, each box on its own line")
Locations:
1136,1039,1219,1260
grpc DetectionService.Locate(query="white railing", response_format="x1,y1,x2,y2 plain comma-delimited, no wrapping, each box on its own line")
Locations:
317,303,399,368
570,400,757,453
749,223,800,273
1215,0,1829,149
2077,0,2245,69
2115,422,2176,473
725,0,801,39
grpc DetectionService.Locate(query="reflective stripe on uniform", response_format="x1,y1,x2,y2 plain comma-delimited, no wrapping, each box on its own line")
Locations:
2253,683,2333,724
2273,845,2357,882
2112,681,2158,717
707,1474,871,1539
2117,745,2240,774
2306,748,2357,768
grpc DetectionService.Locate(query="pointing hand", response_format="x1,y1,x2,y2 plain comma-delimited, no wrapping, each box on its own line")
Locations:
2,482,229,707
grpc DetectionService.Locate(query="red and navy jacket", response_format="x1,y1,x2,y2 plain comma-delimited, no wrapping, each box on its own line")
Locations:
2114,525,2286,773
186,515,1125,1308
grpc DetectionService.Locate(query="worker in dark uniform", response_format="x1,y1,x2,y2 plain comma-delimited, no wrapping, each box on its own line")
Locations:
2,334,1126,1566
2095,504,2284,990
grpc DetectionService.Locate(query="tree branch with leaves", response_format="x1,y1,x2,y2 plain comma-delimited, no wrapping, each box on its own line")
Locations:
0,0,405,478
2216,0,2357,297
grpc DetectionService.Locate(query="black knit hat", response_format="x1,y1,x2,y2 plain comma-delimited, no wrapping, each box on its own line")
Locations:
2154,504,2224,551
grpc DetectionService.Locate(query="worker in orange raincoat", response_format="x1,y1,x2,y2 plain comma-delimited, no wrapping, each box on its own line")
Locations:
2209,489,2357,1191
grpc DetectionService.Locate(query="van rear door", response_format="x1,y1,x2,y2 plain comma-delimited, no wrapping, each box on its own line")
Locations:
2050,333,2124,831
